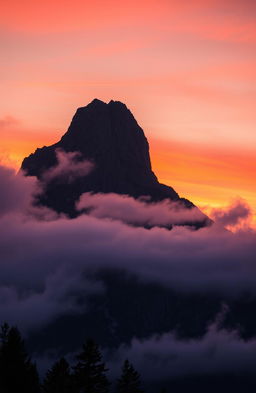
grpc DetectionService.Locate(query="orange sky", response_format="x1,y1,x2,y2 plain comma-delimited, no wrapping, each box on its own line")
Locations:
1,0,256,223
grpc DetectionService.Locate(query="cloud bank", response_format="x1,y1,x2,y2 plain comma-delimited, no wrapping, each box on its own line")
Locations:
0,162,256,336
77,192,206,227
107,323,256,380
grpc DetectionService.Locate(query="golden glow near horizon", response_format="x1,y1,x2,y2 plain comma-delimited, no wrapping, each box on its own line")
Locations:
149,138,256,226
1,0,256,223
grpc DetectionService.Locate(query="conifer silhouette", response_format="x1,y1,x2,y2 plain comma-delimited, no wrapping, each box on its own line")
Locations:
73,338,110,393
0,323,40,393
116,359,143,393
43,357,73,393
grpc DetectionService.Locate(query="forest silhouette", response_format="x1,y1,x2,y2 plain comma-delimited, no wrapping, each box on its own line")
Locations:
2,323,256,393
0,323,144,393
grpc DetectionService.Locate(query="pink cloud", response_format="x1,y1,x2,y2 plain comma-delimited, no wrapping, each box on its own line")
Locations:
0,165,37,217
210,199,252,230
42,149,94,184
77,192,207,227
0,116,20,129
1,162,256,333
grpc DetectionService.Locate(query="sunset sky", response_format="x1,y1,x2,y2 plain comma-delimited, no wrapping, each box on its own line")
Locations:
1,0,256,223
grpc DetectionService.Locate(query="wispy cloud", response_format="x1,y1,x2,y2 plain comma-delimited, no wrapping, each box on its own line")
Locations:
42,149,94,183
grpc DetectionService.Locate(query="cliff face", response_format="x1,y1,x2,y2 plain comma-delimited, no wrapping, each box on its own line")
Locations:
21,99,195,217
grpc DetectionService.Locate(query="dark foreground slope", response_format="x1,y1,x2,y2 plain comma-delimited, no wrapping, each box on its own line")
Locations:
26,270,256,392
21,99,203,221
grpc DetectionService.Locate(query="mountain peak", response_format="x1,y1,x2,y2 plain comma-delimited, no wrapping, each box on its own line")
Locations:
78,98,129,113
83,98,128,108
88,98,106,106
108,99,127,108
21,99,207,225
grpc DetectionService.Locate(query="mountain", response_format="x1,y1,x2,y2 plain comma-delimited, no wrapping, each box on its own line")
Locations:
18,100,256,389
21,99,207,225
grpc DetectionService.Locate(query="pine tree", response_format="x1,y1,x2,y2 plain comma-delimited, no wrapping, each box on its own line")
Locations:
0,323,9,345
73,338,110,393
42,357,73,393
116,359,143,393
0,323,40,393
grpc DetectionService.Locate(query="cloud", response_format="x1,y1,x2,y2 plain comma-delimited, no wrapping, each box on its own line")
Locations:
1,163,256,334
77,192,207,227
0,164,58,221
107,323,256,380
2,212,256,300
42,149,94,183
35,311,256,380
0,165,37,217
0,268,103,332
210,199,252,229
0,116,20,129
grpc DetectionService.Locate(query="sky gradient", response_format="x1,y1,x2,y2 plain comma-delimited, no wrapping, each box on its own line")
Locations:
1,0,256,223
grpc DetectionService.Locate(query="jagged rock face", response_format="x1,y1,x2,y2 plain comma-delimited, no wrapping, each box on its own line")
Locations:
21,99,193,216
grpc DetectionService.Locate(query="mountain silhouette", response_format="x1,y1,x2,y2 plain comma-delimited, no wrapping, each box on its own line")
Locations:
21,99,209,226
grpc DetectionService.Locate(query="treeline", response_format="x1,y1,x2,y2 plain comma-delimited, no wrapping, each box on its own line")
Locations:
2,323,256,393
0,323,150,393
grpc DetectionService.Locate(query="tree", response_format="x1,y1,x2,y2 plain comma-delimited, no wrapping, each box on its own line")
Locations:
116,359,143,393
0,323,40,393
0,323,9,345
42,357,73,393
73,338,110,393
